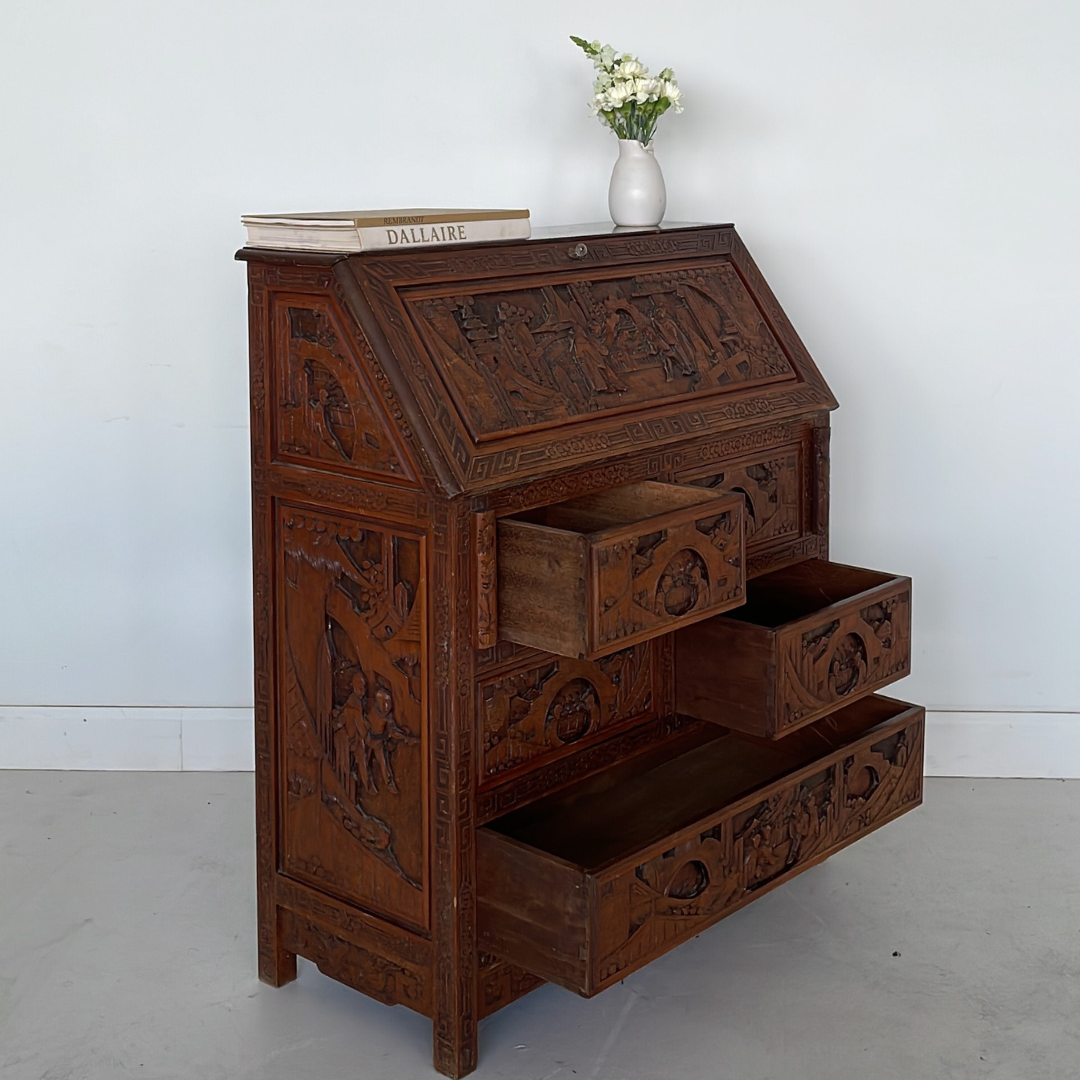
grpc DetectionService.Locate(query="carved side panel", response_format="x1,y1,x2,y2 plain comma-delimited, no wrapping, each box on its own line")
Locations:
278,505,427,930
592,504,745,652
404,260,796,440
780,590,912,731
272,297,417,484
478,641,659,787
591,718,924,990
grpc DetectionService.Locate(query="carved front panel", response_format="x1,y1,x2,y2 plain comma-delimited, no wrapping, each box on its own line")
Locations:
478,641,658,787
272,297,416,484
592,504,745,653
405,261,796,442
678,443,806,552
780,590,911,732
591,718,924,991
278,505,427,930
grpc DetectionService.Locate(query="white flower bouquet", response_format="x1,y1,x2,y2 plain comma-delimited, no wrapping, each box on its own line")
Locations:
571,37,683,147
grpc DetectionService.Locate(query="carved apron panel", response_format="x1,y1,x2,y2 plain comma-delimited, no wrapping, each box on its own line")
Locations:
279,506,427,930
405,261,796,441
780,590,912,732
284,911,429,1013
591,719,924,990
478,641,658,787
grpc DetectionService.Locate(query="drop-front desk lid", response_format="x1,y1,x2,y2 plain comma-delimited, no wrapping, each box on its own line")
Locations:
291,223,837,494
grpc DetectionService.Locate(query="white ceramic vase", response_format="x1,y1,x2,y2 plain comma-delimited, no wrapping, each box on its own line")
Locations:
608,139,667,227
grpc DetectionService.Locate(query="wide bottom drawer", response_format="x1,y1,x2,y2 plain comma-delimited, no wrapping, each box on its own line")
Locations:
477,694,924,996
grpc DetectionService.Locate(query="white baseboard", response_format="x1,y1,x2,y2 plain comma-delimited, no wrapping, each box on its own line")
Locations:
923,711,1080,779
0,707,255,771
0,707,1078,777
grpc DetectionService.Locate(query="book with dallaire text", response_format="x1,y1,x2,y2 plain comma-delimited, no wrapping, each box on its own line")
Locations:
241,208,531,253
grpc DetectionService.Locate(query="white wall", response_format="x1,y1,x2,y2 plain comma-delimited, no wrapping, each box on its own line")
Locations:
2,0,1078,773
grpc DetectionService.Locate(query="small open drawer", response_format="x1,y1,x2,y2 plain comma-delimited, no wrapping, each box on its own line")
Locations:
675,559,911,738
497,481,746,660
477,694,924,996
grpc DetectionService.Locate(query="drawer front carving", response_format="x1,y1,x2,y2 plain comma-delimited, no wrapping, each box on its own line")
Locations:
781,590,911,731
593,506,744,650
678,444,805,551
676,561,911,738
498,483,746,659
478,641,659,787
591,718,923,990
278,505,427,930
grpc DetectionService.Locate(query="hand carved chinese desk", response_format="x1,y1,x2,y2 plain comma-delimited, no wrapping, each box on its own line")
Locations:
237,223,922,1077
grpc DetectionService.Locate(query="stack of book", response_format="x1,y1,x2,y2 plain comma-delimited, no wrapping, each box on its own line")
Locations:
241,208,531,253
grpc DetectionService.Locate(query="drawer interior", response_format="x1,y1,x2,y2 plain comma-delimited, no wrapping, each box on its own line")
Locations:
507,480,728,537
722,559,897,628
484,694,915,874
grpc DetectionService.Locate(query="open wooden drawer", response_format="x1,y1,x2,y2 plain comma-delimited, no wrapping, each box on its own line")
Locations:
477,694,924,996
497,481,746,660
675,559,911,737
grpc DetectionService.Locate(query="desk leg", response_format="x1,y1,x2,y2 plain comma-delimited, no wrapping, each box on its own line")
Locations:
258,904,297,987
432,513,479,1077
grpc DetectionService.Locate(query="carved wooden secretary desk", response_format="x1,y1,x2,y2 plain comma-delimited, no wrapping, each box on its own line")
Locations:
238,223,922,1077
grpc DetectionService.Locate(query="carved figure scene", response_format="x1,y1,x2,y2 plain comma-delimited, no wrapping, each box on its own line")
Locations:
782,590,911,729
280,509,426,926
277,304,408,479
411,263,794,438
479,643,655,783
736,771,836,890
684,452,802,549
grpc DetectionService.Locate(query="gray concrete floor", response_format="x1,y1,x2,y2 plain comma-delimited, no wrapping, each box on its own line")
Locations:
1,773,1077,1080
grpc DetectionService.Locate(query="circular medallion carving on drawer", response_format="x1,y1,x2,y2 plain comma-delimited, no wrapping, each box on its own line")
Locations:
829,633,868,696
847,764,880,801
546,678,600,744
665,860,710,900
655,549,710,617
